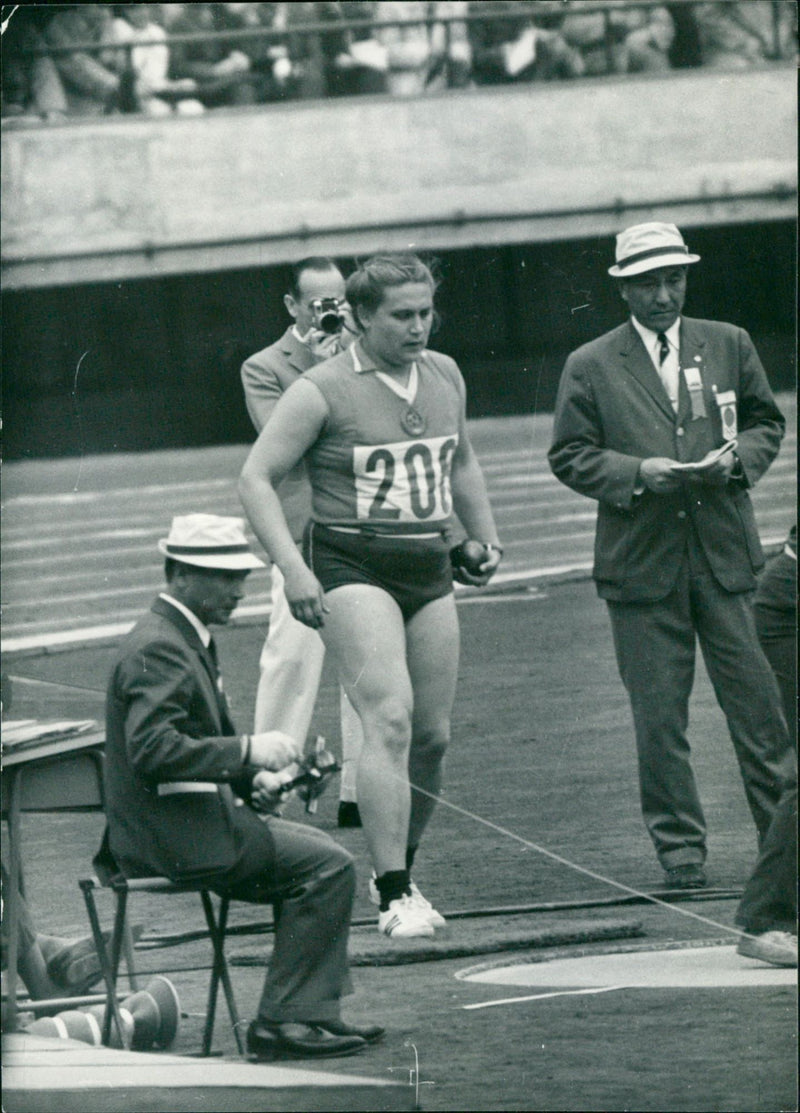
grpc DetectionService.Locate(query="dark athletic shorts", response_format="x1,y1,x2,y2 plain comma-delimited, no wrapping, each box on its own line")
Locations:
303,521,454,622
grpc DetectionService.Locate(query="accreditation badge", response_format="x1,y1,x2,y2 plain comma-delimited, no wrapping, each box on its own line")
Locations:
682,367,706,419
714,390,738,441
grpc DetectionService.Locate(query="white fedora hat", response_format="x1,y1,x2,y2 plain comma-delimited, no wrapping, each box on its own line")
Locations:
158,514,264,570
608,222,700,277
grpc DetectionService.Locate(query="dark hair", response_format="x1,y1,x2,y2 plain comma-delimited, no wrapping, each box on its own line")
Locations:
164,557,211,581
345,254,438,329
288,257,342,300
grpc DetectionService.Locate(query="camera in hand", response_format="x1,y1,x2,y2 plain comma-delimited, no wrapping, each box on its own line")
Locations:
311,298,346,335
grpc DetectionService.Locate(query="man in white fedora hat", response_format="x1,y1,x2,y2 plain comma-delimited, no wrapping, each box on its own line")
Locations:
98,513,384,1060
549,222,794,889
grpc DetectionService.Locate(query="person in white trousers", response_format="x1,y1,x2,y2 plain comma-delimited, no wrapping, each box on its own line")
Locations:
241,257,363,826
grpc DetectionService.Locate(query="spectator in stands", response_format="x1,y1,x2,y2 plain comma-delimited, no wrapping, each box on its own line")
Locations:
693,1,798,67
561,1,675,75
283,3,389,100
373,1,432,96
373,1,472,95
330,2,391,97
167,2,256,107
665,1,703,68
42,5,129,116
468,0,583,85
1,6,68,122
426,1,473,90
111,5,205,116
220,3,298,102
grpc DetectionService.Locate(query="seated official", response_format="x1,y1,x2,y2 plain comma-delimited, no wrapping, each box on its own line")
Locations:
97,513,383,1060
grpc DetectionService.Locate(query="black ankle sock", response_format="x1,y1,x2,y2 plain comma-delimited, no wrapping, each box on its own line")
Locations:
405,845,418,873
376,870,410,911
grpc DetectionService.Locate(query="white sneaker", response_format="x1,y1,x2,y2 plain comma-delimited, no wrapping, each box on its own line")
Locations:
737,930,797,967
377,894,435,939
369,874,446,929
408,881,446,929
368,873,381,906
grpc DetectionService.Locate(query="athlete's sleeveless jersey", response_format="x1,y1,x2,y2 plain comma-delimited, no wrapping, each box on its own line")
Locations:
302,345,465,531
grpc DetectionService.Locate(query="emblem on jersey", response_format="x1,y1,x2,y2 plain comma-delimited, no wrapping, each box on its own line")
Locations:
401,406,426,437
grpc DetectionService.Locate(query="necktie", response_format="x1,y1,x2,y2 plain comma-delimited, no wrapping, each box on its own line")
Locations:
656,331,680,412
207,637,224,694
207,637,235,732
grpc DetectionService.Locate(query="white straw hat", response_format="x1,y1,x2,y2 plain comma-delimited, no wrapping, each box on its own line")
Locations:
157,514,264,570
608,222,700,277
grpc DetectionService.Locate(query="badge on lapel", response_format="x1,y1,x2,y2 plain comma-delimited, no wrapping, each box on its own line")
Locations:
682,366,706,420
713,389,738,441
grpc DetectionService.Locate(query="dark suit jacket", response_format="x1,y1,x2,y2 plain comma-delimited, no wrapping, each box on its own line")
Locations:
103,597,258,882
240,326,314,541
548,316,785,602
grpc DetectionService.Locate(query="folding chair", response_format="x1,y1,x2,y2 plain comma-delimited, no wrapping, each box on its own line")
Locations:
79,874,244,1056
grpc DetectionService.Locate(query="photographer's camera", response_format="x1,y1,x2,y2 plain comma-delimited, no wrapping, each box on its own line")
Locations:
311,298,346,335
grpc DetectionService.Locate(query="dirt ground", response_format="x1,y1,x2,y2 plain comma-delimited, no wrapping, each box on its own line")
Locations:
5,579,797,1111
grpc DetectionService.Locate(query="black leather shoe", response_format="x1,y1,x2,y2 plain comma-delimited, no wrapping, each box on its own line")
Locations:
318,1018,385,1043
246,1020,366,1060
337,801,362,828
663,864,707,890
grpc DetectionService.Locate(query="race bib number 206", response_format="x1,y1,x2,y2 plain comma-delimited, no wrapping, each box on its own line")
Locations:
353,435,458,521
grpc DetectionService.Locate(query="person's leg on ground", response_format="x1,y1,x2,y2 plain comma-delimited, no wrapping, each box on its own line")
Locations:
321,584,433,937
405,592,459,850
607,567,708,881
401,591,460,927
692,575,795,844
219,810,380,1058
753,546,797,730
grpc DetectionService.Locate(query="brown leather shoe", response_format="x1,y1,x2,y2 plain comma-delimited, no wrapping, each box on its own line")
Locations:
246,1020,366,1060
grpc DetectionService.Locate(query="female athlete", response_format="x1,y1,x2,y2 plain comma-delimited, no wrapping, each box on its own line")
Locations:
239,254,502,938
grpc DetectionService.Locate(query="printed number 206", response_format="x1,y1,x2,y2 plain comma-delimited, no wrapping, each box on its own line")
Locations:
366,438,457,520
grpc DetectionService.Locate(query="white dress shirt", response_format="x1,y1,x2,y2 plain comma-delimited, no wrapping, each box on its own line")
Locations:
159,592,211,647
631,316,681,413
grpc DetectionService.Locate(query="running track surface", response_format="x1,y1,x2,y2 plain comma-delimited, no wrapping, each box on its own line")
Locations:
2,400,795,653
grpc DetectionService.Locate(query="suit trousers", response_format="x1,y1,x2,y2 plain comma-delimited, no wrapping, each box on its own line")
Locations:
735,780,797,933
211,808,355,1024
607,531,794,869
736,544,797,933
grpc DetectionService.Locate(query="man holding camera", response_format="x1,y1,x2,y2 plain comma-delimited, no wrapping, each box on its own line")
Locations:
241,258,364,827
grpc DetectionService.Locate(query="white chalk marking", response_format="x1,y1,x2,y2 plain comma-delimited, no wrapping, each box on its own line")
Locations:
461,946,798,991
463,985,628,1010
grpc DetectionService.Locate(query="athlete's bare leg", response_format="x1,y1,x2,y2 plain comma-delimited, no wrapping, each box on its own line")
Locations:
405,592,459,847
320,584,413,875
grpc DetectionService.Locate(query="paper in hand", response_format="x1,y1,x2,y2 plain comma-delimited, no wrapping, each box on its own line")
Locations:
669,440,737,473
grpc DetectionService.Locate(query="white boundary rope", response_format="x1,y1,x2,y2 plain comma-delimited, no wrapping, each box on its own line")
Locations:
405,778,749,940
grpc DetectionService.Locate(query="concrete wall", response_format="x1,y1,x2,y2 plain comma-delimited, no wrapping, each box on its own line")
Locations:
2,65,796,289
3,221,795,459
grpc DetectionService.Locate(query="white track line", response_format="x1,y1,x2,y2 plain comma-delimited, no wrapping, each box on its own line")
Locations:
463,986,629,1010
